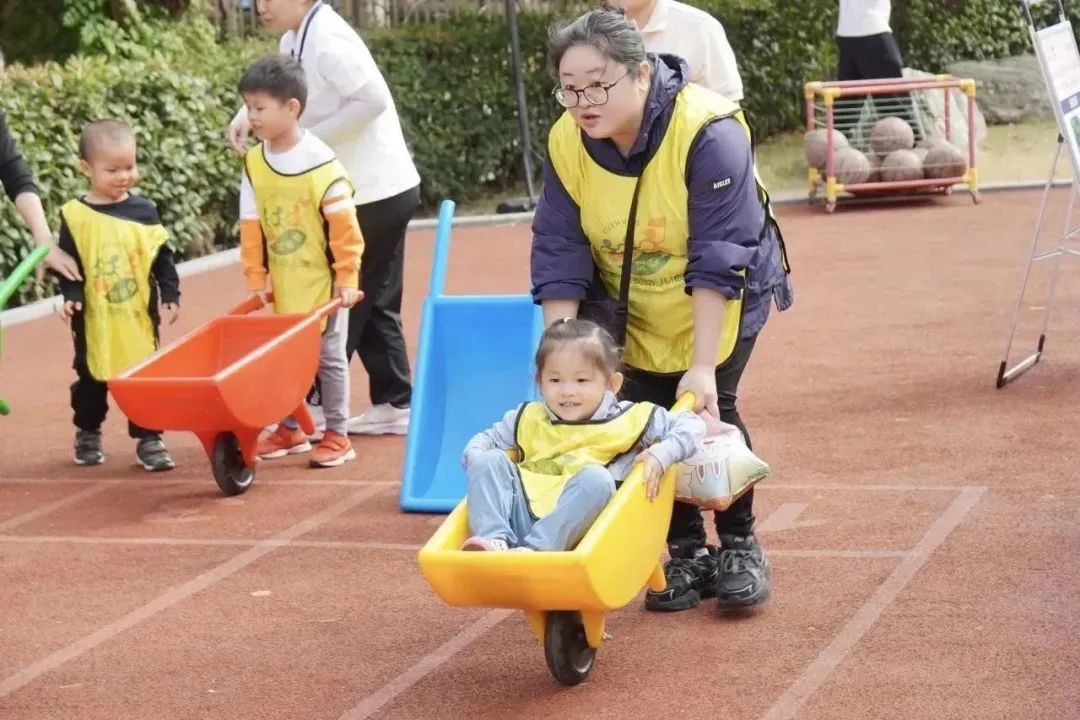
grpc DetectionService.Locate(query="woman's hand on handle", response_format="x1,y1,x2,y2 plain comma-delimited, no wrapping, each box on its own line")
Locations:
677,363,719,418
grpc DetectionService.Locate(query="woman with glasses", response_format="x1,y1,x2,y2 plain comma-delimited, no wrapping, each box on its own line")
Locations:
531,8,793,613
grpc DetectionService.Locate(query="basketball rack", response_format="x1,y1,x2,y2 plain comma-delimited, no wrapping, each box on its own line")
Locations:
997,0,1080,387
804,75,981,213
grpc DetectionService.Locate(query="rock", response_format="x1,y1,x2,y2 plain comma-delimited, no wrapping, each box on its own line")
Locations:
946,55,1053,124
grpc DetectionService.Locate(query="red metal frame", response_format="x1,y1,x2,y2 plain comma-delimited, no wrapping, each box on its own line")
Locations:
804,75,981,212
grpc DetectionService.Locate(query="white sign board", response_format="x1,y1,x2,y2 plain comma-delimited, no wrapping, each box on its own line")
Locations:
1033,21,1080,174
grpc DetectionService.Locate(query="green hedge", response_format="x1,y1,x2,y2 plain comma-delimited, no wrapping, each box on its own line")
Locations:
0,0,1065,307
0,21,272,307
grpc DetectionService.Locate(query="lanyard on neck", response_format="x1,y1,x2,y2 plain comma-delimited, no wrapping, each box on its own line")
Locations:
291,1,324,61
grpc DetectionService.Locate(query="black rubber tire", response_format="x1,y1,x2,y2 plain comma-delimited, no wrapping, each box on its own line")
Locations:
543,611,596,686
211,432,255,496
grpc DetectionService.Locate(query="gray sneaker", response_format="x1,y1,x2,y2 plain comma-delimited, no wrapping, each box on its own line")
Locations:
136,436,175,472
74,430,104,466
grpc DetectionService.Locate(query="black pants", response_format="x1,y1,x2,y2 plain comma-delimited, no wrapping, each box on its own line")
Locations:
621,335,759,545
70,318,157,439
836,32,921,141
345,185,419,408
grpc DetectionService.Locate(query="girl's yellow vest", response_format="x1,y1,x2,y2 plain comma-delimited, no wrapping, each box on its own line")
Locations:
61,200,167,381
244,145,351,320
513,401,656,517
548,82,783,374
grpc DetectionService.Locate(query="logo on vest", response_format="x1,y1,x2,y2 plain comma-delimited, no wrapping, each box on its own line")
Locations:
598,217,670,276
91,245,140,305
712,177,732,191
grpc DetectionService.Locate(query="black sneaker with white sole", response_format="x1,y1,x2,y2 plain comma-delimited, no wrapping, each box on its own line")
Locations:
74,430,104,466
715,533,772,608
136,436,175,472
644,539,720,612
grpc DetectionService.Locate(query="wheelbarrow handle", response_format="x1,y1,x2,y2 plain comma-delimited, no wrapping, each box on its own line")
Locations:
225,293,350,322
226,292,275,316
672,392,696,414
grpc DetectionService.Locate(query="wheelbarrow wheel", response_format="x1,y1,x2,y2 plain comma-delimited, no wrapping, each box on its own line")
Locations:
211,432,255,496
543,611,595,686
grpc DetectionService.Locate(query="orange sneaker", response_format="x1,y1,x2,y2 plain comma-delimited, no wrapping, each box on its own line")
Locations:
257,425,312,460
310,431,356,468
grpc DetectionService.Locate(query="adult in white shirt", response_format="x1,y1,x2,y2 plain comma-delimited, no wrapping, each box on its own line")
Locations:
835,0,902,82
228,0,420,437
614,0,743,102
834,1,920,139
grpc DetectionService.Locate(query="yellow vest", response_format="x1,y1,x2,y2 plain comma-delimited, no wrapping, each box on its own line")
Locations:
514,401,656,517
548,83,782,374
61,199,167,381
244,145,351,319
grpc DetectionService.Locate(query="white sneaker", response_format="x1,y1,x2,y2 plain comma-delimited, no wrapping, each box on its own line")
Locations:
346,404,410,436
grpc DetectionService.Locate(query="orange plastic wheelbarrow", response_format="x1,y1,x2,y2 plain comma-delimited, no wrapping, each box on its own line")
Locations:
109,293,340,495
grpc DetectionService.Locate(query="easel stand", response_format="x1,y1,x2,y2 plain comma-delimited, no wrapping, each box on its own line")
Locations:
997,0,1080,387
997,135,1080,387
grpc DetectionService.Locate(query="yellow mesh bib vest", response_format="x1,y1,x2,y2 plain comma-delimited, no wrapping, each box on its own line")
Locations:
61,199,167,381
244,145,351,320
548,83,784,374
513,401,656,517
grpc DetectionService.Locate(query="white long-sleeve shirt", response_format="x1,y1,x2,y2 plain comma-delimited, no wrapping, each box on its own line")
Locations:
837,0,892,37
232,1,420,205
634,0,744,102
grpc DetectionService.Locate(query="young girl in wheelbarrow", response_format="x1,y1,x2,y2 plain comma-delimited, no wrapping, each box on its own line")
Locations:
461,318,705,552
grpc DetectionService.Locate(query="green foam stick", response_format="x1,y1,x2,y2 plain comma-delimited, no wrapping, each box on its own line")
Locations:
1,244,53,415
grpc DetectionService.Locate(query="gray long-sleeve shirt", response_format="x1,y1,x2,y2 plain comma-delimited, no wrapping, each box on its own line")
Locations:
462,392,705,482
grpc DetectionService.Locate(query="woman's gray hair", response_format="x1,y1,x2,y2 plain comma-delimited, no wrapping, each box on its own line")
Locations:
547,9,647,80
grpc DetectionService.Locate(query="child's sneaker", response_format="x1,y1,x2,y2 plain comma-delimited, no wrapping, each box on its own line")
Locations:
309,432,356,468
461,536,509,552
73,430,104,466
257,426,312,460
136,435,175,472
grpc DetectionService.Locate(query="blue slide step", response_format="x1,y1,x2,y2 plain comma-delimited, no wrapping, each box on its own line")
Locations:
399,200,542,513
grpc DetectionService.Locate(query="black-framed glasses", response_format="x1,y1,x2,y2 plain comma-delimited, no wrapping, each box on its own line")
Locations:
552,70,630,108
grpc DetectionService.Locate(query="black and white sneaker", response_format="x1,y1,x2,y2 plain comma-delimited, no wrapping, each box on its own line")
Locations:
74,430,104,466
644,539,720,612
136,436,175,472
715,533,772,608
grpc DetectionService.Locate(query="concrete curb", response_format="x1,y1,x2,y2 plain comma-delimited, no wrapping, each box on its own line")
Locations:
1,180,1069,328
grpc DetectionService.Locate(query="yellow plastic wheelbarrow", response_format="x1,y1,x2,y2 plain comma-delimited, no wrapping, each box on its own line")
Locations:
418,394,694,685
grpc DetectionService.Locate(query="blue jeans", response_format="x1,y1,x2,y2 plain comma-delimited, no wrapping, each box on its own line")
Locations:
466,450,615,551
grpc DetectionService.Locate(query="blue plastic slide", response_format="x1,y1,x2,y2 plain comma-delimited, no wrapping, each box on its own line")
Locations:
399,199,543,512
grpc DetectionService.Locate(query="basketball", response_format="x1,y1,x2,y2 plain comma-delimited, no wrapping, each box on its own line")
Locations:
833,146,872,185
924,140,968,179
805,128,849,170
880,149,924,182
869,116,915,155
867,153,883,182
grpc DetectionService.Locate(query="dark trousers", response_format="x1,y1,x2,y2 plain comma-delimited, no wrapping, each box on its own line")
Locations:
836,32,921,141
346,185,419,408
309,185,419,410
621,335,759,545
70,318,157,439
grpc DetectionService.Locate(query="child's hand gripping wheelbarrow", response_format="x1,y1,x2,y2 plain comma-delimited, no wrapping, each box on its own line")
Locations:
0,245,52,415
109,292,344,495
